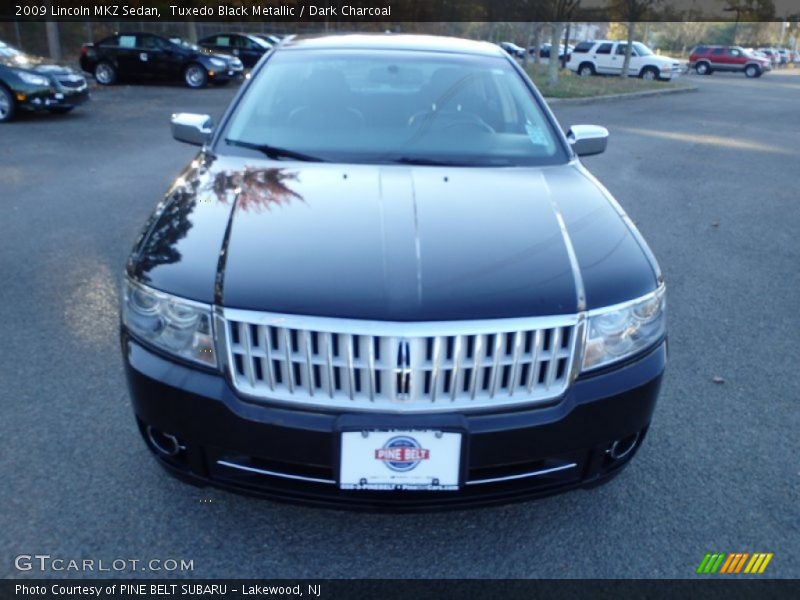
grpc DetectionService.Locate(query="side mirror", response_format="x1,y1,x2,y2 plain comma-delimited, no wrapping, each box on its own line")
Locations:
567,124,609,156
171,113,213,146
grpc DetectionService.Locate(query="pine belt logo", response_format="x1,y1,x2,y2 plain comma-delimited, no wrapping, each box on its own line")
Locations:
374,436,430,472
696,552,773,575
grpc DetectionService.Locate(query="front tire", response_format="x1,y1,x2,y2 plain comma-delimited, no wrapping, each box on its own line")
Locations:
577,63,595,77
744,64,760,78
94,62,117,85
640,66,659,81
695,61,711,75
0,85,16,123
184,64,208,89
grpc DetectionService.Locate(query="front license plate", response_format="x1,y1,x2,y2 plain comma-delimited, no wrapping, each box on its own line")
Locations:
339,430,461,491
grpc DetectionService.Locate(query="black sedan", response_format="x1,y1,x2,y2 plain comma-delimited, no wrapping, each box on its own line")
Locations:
123,34,666,510
79,32,243,89
198,33,272,68
0,40,89,122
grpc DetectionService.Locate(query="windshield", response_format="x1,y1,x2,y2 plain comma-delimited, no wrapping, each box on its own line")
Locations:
0,43,23,58
632,42,653,56
221,49,567,166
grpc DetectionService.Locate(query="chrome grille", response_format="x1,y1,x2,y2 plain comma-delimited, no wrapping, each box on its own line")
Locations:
218,309,581,413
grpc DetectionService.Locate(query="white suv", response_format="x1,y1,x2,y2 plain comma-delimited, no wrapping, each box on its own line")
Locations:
567,40,683,81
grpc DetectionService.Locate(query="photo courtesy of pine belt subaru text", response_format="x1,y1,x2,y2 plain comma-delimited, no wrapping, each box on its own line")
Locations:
121,34,667,510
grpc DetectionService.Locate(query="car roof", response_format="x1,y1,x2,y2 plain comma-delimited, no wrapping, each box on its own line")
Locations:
279,34,505,57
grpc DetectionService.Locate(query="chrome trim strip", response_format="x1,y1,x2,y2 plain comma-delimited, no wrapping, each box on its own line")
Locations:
585,284,665,318
465,462,578,486
541,174,587,312
221,308,579,336
216,460,336,485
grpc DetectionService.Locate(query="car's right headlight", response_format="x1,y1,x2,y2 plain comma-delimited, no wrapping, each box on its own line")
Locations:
209,58,226,68
14,69,50,87
122,278,216,367
581,285,666,372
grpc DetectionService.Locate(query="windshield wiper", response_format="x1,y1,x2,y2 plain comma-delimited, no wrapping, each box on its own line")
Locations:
225,138,326,162
390,156,510,167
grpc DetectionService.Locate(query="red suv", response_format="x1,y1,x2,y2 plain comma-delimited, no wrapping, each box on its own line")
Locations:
689,45,771,78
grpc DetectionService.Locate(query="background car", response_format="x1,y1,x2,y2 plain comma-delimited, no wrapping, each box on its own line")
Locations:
253,33,283,46
80,32,243,88
499,41,525,58
529,42,573,62
567,40,682,80
757,47,781,67
198,33,272,68
689,45,771,77
0,40,88,123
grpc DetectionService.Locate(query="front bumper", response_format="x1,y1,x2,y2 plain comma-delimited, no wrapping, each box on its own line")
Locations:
18,84,89,111
123,333,666,510
211,65,244,82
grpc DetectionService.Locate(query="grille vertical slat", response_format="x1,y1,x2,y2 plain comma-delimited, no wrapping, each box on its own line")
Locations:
367,335,376,402
324,332,335,398
430,337,443,403
488,333,504,398
469,335,484,400
302,330,315,397
241,322,256,387
450,335,463,402
526,330,543,394
545,328,562,389
258,325,275,390
508,331,524,396
345,334,355,401
282,328,294,393
224,312,576,412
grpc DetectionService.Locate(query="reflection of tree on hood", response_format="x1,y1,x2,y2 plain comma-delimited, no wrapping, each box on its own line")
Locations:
211,167,303,212
130,190,195,282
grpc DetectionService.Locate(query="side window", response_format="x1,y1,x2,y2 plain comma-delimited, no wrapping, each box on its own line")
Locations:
615,44,628,56
233,36,251,49
139,35,160,50
728,48,741,57
573,41,594,53
99,35,119,47
596,43,613,55
216,36,231,47
711,48,724,55
118,35,136,49
693,46,707,54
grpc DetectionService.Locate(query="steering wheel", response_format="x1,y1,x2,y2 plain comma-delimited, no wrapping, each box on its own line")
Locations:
409,109,495,134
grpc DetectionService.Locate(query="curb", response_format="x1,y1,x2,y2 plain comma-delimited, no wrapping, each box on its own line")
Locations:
545,84,699,105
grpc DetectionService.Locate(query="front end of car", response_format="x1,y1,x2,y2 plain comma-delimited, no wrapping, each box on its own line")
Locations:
206,55,244,82
121,275,666,510
8,66,89,112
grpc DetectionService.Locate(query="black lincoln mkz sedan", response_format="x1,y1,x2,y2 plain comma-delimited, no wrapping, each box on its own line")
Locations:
122,35,667,509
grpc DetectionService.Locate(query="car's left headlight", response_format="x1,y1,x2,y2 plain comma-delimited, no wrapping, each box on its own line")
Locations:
14,69,50,86
581,286,666,372
209,58,226,68
122,278,216,367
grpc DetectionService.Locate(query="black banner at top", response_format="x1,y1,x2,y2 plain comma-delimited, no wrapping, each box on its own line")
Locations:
1,0,800,22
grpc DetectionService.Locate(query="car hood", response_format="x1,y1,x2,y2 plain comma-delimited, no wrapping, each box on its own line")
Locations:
128,154,658,321
0,53,74,74
649,55,681,67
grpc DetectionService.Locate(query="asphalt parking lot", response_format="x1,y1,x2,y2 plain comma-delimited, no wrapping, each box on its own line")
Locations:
2,70,798,579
